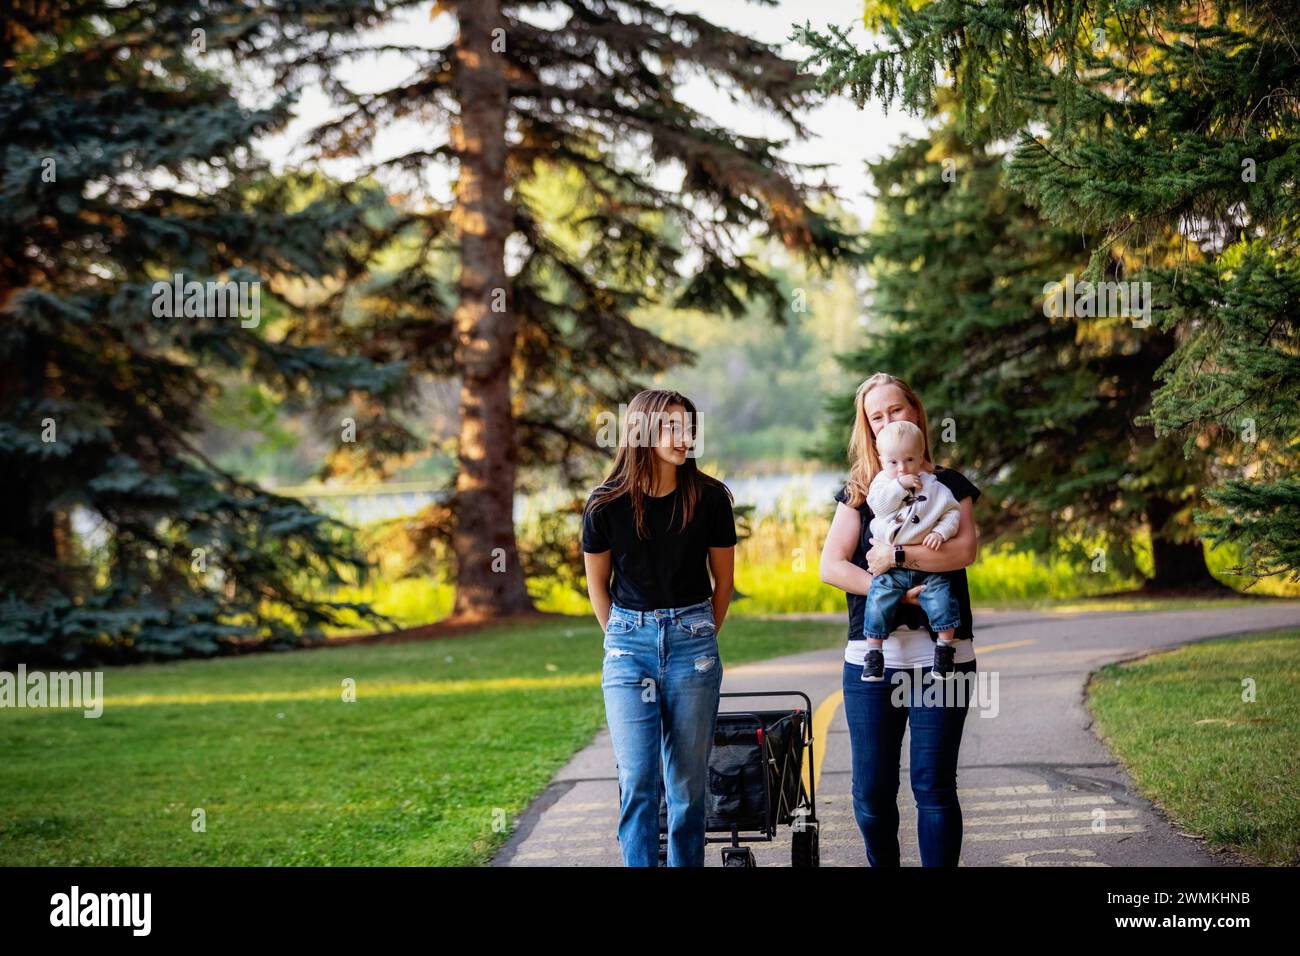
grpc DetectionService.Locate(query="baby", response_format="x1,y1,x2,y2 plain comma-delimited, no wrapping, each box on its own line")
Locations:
860,420,963,682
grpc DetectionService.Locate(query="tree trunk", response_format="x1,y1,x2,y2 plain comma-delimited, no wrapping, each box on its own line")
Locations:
1144,495,1223,591
447,0,533,619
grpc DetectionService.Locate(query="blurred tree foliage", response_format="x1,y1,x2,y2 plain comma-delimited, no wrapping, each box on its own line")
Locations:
0,2,422,663
799,1,1299,587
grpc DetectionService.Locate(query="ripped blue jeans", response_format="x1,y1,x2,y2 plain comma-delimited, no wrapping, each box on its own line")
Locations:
602,599,723,866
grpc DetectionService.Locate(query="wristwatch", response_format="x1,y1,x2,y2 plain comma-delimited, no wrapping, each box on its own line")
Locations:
893,544,906,567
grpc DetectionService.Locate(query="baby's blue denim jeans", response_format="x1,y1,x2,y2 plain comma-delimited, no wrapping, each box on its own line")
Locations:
863,567,962,639
602,599,722,867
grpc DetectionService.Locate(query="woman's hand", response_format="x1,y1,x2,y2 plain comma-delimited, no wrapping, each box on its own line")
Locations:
865,536,894,575
583,550,613,630
868,536,923,602
707,545,734,635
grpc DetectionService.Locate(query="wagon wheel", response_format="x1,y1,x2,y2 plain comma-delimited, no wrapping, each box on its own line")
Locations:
792,823,819,867
722,847,755,868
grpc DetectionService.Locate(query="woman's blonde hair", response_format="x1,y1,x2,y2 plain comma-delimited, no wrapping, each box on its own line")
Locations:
843,372,934,508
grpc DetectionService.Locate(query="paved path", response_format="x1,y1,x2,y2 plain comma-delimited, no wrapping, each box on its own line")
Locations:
492,605,1300,867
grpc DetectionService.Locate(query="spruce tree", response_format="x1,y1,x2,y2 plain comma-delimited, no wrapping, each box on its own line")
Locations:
814,102,1220,584
800,1,1299,586
0,1,416,663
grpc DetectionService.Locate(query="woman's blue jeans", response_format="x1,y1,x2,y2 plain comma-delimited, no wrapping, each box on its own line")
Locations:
602,599,722,867
842,658,976,866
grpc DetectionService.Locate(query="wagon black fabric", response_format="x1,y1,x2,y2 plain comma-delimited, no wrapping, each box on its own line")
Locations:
656,708,809,830
705,715,769,830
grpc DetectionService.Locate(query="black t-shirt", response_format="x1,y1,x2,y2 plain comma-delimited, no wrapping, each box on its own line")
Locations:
833,466,981,643
581,479,737,611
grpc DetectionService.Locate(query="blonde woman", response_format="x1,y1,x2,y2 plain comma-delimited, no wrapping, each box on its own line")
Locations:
819,373,982,866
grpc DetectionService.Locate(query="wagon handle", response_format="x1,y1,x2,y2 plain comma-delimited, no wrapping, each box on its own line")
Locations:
719,689,813,714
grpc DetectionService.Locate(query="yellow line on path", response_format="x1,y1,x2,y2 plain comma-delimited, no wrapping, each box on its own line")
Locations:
973,639,1039,654
803,689,843,799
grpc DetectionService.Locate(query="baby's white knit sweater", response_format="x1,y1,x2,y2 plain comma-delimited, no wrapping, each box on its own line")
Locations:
867,470,961,547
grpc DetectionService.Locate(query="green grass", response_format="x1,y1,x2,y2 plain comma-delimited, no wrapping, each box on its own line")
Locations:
310,577,455,634
308,502,1300,633
0,615,845,866
1086,628,1300,865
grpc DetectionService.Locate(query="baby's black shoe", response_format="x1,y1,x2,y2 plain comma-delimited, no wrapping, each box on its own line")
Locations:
861,647,885,682
932,640,956,680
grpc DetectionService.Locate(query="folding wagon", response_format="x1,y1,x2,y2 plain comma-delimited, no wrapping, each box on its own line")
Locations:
647,690,820,867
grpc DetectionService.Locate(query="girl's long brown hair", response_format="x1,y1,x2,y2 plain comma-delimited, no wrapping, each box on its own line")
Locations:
842,372,934,508
585,388,732,538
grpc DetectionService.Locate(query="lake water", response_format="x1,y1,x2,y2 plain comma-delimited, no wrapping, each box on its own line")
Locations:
70,471,846,543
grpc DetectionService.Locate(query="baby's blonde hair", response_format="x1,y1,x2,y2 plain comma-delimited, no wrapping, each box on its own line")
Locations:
876,420,924,456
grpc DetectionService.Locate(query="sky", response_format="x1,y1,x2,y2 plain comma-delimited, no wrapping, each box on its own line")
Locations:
256,0,930,235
